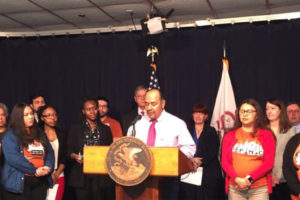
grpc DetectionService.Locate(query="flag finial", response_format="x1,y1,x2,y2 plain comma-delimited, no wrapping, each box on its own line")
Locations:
147,45,159,63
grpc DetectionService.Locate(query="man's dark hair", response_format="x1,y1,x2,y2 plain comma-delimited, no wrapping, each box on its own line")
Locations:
147,88,164,101
29,93,45,104
97,96,109,108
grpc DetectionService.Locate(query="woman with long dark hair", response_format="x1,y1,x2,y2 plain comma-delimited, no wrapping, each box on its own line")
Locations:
283,134,300,200
222,98,276,200
38,105,66,200
1,103,54,200
265,98,295,200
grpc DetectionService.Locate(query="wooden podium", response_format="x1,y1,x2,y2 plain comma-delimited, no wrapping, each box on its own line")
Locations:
84,146,194,200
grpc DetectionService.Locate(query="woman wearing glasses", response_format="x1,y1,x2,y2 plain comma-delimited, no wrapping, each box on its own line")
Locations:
221,99,276,200
2,103,54,200
38,105,66,200
265,99,295,200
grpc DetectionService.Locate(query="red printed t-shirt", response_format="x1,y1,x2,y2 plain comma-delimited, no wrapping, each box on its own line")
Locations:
230,128,267,189
23,141,45,168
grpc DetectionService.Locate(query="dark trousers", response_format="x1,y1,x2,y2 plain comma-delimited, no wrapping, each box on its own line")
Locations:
75,176,114,200
3,176,48,200
179,181,226,200
160,177,180,200
0,181,3,200
270,182,291,200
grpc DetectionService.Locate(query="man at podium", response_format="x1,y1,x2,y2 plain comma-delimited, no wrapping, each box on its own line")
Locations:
127,89,196,200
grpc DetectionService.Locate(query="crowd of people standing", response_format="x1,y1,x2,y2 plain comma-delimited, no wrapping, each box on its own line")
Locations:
0,86,299,200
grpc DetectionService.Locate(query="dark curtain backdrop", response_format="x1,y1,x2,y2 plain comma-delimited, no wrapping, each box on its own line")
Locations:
1,19,300,130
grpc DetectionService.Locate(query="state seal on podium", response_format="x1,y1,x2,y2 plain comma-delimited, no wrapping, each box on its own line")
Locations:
106,136,153,186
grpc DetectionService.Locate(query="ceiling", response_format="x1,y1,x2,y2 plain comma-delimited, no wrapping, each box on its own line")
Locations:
0,0,300,35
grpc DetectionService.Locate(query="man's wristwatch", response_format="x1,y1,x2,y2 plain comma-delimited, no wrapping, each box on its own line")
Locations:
246,175,254,184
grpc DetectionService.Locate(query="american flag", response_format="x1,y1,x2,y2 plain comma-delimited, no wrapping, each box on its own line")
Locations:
148,63,160,90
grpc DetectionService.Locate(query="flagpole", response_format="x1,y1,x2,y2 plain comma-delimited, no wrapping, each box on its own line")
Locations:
223,40,226,59
210,42,236,138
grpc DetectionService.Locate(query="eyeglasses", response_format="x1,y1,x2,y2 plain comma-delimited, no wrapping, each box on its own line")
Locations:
135,95,145,99
239,110,256,115
287,110,300,114
98,105,108,108
42,114,57,118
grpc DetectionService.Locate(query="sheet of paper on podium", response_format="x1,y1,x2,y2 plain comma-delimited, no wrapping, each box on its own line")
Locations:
180,167,203,186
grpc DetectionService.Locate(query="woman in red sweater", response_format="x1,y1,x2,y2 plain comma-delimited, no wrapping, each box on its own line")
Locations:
221,98,276,200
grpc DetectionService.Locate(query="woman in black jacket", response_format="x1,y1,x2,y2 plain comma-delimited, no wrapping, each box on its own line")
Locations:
67,97,113,200
180,103,225,200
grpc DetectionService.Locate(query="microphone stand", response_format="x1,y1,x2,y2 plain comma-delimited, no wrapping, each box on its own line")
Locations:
130,115,141,137
132,123,137,137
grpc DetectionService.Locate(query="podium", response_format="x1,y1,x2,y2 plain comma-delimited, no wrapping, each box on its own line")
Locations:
84,146,194,200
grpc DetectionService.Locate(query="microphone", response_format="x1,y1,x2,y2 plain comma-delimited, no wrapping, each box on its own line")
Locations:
130,115,142,125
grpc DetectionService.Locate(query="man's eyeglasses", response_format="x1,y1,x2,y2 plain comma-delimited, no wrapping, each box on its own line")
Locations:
287,110,300,114
239,110,256,115
135,95,145,99
98,105,108,108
